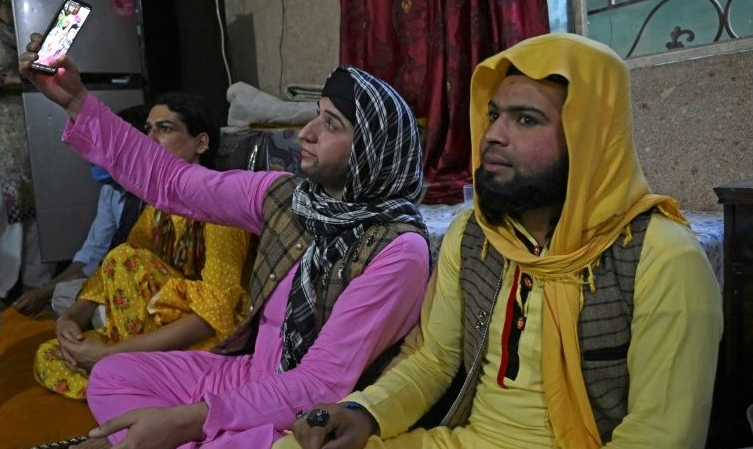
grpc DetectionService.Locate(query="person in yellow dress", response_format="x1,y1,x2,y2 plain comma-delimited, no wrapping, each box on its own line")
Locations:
34,92,253,401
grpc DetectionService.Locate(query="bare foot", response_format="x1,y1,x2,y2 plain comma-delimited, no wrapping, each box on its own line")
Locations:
70,437,112,449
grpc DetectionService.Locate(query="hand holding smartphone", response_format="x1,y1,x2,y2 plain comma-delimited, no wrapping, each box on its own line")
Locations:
31,0,92,74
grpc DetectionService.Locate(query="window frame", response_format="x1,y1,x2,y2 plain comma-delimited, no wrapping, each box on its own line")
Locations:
569,0,753,68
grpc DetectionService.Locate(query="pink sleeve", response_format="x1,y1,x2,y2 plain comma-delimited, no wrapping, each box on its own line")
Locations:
62,93,287,233
200,232,431,440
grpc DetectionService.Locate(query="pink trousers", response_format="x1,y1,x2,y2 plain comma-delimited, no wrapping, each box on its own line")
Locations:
87,350,277,448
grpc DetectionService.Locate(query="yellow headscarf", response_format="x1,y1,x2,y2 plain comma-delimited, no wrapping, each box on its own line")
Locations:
469,33,686,448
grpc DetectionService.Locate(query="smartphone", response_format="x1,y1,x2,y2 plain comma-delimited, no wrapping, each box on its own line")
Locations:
31,0,93,74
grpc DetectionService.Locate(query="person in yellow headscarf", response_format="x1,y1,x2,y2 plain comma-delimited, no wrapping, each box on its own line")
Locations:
279,33,723,449
33,92,252,401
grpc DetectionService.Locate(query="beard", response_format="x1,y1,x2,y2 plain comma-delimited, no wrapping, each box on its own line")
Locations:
475,152,569,225
301,159,349,196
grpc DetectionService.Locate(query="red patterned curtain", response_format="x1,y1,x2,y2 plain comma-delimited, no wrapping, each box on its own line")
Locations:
340,0,550,204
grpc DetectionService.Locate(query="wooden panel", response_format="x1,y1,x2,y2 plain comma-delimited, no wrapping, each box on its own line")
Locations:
712,179,753,448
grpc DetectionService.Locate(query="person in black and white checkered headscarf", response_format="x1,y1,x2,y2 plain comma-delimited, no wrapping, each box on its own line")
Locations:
282,66,428,371
18,35,435,445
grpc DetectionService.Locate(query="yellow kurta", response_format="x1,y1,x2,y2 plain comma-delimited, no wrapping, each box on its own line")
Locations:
34,205,251,400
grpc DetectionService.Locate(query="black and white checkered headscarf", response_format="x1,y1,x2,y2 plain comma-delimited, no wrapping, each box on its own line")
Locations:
280,66,427,371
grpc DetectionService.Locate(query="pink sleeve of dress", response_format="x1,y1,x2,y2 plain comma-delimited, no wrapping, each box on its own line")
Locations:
62,93,287,234
200,232,431,441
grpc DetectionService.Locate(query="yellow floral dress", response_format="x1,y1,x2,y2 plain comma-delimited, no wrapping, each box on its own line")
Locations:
34,205,252,400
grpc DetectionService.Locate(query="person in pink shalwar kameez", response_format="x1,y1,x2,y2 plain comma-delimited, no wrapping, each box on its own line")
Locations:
19,34,431,449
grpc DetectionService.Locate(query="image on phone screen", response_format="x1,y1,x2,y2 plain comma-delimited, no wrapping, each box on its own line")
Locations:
32,0,92,74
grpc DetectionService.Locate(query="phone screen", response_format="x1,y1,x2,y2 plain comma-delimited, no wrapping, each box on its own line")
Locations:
32,0,92,74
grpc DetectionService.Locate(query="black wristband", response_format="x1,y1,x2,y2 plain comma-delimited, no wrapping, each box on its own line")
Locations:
342,401,380,435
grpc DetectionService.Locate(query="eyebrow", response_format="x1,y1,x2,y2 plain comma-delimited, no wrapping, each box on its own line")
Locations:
488,100,548,119
146,119,176,128
319,101,349,129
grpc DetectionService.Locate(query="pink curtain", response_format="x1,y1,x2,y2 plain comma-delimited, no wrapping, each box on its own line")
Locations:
340,0,550,204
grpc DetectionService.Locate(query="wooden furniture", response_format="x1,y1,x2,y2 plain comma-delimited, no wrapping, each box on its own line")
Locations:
713,179,753,448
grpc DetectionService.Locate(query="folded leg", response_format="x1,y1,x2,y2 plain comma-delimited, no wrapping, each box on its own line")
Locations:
86,350,253,445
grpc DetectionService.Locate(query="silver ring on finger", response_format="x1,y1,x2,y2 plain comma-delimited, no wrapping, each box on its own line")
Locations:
305,408,330,427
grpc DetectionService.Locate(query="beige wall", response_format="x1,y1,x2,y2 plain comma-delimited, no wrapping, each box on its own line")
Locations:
224,0,339,97
631,49,753,211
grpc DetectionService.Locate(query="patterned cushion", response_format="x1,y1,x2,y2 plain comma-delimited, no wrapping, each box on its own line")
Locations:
215,128,302,174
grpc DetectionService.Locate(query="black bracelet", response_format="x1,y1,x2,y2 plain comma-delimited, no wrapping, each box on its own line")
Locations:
342,402,380,435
